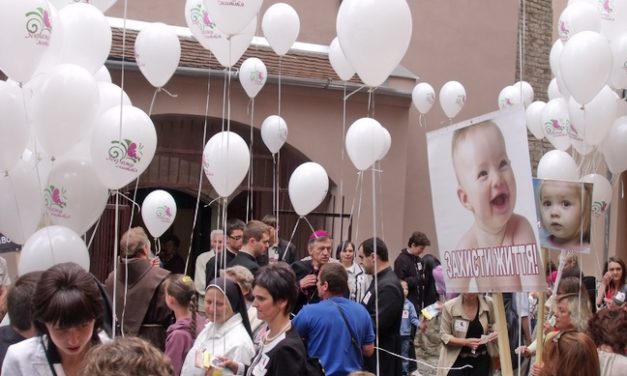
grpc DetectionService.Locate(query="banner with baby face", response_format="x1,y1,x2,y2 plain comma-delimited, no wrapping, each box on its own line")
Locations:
427,107,545,293
533,178,592,254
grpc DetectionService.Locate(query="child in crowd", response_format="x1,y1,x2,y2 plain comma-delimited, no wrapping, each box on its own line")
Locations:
164,274,202,376
538,180,592,252
452,120,536,250
400,280,423,376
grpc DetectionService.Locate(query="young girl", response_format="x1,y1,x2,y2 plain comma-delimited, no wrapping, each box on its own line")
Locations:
164,274,202,376
539,180,592,252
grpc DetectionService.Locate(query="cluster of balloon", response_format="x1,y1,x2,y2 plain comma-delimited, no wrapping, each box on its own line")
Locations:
135,22,181,88
185,0,256,68
262,3,301,56
526,0,627,170
288,162,329,217
203,131,251,198
328,37,355,81
141,190,177,239
261,115,288,155
412,83,436,115
239,57,268,99
497,81,534,110
336,0,412,87
581,173,612,217
439,81,466,119
345,118,391,171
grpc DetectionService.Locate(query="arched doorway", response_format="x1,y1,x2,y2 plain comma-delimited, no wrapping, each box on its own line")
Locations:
90,114,347,281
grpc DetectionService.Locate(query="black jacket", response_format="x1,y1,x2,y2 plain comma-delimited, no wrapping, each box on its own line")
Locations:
393,249,425,310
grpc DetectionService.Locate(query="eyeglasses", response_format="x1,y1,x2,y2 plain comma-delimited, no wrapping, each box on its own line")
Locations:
228,235,243,241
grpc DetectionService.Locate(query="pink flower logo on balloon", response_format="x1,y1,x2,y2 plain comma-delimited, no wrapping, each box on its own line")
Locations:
107,139,144,172
190,4,216,31
567,123,581,141
250,70,265,85
591,200,608,216
25,7,53,46
45,185,67,209
602,0,613,14
456,95,466,107
559,20,570,40
544,119,569,137
156,206,172,223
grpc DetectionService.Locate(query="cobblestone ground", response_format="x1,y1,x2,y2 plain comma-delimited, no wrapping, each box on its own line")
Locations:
413,316,441,376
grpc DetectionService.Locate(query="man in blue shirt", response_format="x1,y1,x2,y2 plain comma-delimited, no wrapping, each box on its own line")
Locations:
293,262,375,376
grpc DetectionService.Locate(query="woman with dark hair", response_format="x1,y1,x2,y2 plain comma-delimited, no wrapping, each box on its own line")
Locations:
597,256,626,308
2,262,107,376
587,308,627,376
219,264,309,376
336,240,370,302
180,277,254,376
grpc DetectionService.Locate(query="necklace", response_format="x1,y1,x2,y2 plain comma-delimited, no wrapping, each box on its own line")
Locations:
265,322,291,343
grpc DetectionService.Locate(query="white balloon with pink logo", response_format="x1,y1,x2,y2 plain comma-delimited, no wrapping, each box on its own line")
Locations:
141,190,177,239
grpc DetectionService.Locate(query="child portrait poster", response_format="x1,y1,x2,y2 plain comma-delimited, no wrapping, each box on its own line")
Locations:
426,108,545,293
533,178,592,254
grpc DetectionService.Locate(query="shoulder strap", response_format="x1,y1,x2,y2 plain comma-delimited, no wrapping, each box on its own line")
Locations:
329,299,363,363
40,336,59,376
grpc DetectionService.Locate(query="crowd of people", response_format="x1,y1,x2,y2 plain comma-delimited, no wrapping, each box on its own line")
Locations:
0,219,624,376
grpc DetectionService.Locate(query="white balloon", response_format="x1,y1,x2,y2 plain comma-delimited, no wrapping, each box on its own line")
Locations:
32,64,100,157
345,117,385,171
498,85,522,110
555,73,572,99
512,81,535,107
547,78,563,100
202,0,262,36
412,83,436,114
203,131,250,198
609,33,627,89
34,2,63,75
525,101,546,140
48,0,117,13
602,116,627,174
598,0,627,41
558,1,601,43
328,37,355,81
90,106,157,190
98,82,132,115
94,66,112,83
570,137,595,155
378,127,391,161
288,162,329,217
581,173,612,216
541,98,572,151
0,160,43,245
0,83,29,171
58,3,112,74
262,3,300,56
18,226,90,274
261,115,288,154
337,0,412,87
439,81,466,119
141,190,177,239
134,23,181,88
567,85,618,145
0,0,53,82
45,157,109,234
559,31,612,105
537,150,579,180
239,57,267,98
549,39,564,77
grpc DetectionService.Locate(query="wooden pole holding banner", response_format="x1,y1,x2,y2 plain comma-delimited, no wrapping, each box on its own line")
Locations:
535,247,549,365
492,292,513,376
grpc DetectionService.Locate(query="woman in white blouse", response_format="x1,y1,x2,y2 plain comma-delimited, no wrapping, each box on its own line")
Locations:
336,241,371,302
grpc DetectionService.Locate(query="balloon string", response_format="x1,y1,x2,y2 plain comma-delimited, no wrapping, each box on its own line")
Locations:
375,162,385,240
339,83,347,239
115,190,141,213
278,56,282,118
370,164,380,376
374,346,474,372
184,67,212,276
112,190,120,339
246,98,255,222
6,173,27,251
353,172,364,247
272,155,277,218
346,171,363,242
419,113,425,128
286,217,301,251
220,68,228,133
344,84,367,101
203,196,222,208
86,216,102,250
302,216,317,235
227,65,232,134
276,151,281,226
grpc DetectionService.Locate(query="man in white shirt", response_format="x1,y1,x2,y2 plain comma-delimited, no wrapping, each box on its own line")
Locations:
194,229,224,313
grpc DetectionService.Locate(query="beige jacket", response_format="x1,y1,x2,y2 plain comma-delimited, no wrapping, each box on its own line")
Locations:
436,295,496,376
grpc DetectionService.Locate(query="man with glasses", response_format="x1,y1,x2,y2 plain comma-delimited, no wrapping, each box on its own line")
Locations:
227,220,271,276
205,219,245,287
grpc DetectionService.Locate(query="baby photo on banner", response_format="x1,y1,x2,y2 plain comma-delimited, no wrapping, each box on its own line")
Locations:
427,107,545,293
533,178,592,254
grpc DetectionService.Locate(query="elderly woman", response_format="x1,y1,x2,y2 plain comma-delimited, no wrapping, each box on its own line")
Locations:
2,263,107,376
437,293,496,376
180,277,255,376
219,264,310,375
